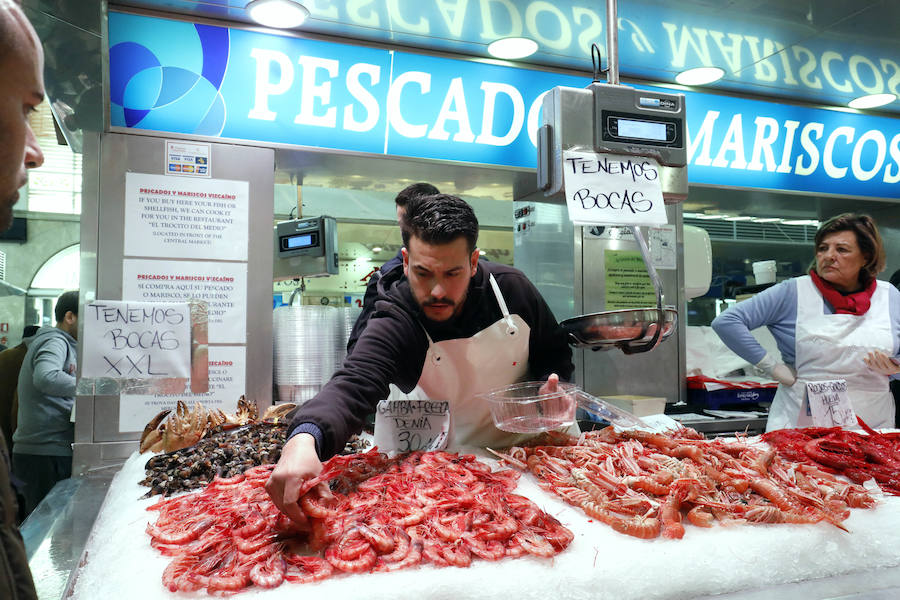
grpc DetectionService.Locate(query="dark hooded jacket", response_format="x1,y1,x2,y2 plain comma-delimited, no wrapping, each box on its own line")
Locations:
289,260,573,458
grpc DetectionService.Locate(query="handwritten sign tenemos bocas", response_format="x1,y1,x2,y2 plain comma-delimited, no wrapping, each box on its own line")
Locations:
562,150,668,226
81,300,192,379
805,379,857,427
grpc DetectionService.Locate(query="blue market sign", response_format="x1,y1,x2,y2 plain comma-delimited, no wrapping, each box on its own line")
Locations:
109,12,900,199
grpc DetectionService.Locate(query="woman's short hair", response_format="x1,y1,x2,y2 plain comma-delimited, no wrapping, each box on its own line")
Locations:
813,213,886,285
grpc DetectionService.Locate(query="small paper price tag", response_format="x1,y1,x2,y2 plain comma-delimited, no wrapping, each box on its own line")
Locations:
806,380,856,427
374,398,450,453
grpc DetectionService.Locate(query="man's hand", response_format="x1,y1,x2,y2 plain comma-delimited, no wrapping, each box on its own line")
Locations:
864,350,900,376
538,373,577,422
538,373,561,395
265,433,322,524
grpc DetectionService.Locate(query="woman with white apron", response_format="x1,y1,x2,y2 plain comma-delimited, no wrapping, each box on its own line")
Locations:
766,275,894,430
375,275,578,451
712,214,900,432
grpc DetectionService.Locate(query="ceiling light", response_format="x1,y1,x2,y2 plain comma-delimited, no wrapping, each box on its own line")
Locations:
724,216,752,221
695,213,727,220
782,219,819,226
246,0,309,29
479,250,487,256
371,246,382,253
752,217,782,223
487,37,538,60
675,66,725,86
848,93,896,109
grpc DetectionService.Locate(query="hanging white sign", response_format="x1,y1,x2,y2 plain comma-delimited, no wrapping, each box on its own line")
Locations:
562,151,668,227
81,300,191,379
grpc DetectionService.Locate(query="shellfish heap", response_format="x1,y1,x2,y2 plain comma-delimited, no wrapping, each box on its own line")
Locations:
148,449,573,594
494,427,877,540
141,422,288,497
762,419,900,495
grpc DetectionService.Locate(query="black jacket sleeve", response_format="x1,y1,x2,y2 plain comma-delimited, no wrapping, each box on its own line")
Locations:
290,305,428,459
346,274,379,355
497,271,574,382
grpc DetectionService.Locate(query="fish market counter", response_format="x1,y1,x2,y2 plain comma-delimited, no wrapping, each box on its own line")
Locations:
41,448,900,600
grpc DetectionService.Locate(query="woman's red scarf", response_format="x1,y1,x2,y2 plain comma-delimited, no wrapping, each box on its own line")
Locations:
809,268,877,315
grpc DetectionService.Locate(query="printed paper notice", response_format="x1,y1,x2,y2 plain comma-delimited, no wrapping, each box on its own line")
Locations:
605,250,656,310
166,140,210,178
81,300,191,379
806,380,856,427
123,259,247,344
119,345,246,432
648,225,677,270
124,172,248,260
562,151,668,226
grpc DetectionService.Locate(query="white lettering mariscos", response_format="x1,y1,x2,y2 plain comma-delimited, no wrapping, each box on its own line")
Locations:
688,110,900,185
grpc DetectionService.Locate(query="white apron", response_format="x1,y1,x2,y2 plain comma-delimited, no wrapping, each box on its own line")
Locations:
376,274,571,449
766,276,894,431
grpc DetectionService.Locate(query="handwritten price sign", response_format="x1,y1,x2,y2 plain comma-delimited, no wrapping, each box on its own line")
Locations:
562,150,668,226
82,300,192,379
806,379,856,427
374,399,450,453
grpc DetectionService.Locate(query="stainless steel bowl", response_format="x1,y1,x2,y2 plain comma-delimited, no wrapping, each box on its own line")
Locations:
561,307,678,349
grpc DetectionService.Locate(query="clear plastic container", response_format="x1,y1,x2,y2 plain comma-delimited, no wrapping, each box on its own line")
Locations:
479,381,648,433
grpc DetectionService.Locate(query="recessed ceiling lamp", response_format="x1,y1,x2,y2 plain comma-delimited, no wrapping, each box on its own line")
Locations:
675,66,725,86
246,0,309,29
487,37,538,60
752,217,782,223
371,246,382,253
848,93,896,110
724,216,753,221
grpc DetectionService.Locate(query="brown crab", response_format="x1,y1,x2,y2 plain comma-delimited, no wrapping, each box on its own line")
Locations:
139,400,210,453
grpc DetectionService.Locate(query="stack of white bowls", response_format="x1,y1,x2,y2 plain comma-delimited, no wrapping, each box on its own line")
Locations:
273,305,362,404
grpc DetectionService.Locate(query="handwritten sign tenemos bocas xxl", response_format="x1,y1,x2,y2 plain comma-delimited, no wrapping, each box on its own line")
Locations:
562,150,668,227
81,300,192,379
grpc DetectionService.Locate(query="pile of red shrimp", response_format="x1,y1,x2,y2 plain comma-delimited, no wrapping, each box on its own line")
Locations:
493,427,877,540
147,449,573,594
762,418,900,495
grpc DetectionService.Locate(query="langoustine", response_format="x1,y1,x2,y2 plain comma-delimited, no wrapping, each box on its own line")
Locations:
492,426,877,541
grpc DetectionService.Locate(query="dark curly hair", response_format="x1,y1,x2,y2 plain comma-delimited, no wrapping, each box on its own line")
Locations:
401,194,478,253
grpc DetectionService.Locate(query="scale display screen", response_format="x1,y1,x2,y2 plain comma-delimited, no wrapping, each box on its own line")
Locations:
281,231,318,251
602,110,681,148
286,233,313,249
616,118,667,142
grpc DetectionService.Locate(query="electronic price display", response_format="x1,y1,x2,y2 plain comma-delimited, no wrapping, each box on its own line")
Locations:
592,83,686,167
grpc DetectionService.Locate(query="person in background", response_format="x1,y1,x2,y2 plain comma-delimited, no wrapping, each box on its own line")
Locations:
712,214,900,432
267,195,574,523
891,268,900,428
13,290,78,517
346,182,439,354
0,325,40,457
0,0,45,596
